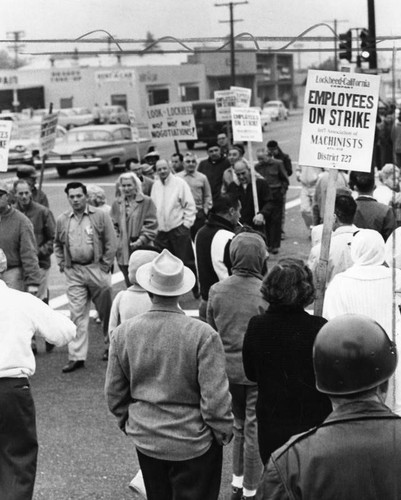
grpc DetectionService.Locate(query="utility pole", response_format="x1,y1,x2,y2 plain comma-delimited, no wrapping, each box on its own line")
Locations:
215,1,248,86
323,19,347,70
6,30,25,69
367,0,377,69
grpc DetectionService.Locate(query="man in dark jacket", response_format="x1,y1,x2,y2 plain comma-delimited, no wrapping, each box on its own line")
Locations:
353,171,396,240
195,194,240,321
227,160,281,253
198,142,230,202
258,314,401,500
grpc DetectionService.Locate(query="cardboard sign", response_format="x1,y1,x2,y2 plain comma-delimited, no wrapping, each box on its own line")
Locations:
40,113,59,155
231,107,263,143
146,103,197,141
214,90,237,122
0,120,13,172
231,86,252,107
299,69,380,172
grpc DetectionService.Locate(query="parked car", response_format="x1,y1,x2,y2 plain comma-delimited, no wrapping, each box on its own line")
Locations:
259,108,272,132
57,108,94,129
37,124,152,177
8,121,67,165
184,100,226,150
100,105,130,124
262,100,289,121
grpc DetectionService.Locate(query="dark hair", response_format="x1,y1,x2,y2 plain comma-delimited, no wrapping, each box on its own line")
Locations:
207,141,220,150
267,140,278,148
64,182,87,196
335,194,357,224
172,153,183,162
261,257,315,308
353,172,375,193
230,143,245,156
210,193,240,215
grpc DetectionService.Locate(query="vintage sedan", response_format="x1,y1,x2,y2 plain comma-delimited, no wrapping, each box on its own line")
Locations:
9,121,67,165
262,100,289,121
39,124,153,177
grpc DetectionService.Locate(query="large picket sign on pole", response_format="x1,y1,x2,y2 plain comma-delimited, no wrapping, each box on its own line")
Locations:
231,106,263,216
215,87,251,145
146,103,197,142
298,69,381,316
0,120,13,172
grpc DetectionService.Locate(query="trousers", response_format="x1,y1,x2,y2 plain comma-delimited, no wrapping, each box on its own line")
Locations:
230,383,263,490
155,225,197,278
65,263,112,360
137,439,223,500
0,378,38,500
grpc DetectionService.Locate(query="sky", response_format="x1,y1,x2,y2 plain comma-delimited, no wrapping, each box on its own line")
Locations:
1,0,400,67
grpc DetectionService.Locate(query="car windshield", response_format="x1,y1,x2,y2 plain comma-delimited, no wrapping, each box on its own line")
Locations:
11,126,39,140
265,103,280,108
66,130,113,142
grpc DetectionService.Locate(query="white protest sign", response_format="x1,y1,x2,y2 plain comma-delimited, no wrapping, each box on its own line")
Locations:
231,107,263,143
214,90,237,122
0,120,13,172
40,113,59,155
231,86,252,107
146,103,197,141
299,69,380,172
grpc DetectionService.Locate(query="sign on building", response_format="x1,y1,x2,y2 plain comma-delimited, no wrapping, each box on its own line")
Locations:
95,70,135,85
231,107,263,143
299,69,381,173
40,113,59,155
146,103,197,141
0,120,13,172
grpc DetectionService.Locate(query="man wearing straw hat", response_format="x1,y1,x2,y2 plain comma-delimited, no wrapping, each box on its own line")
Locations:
105,249,233,500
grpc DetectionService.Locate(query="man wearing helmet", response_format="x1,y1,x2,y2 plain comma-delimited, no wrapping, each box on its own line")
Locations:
257,314,401,500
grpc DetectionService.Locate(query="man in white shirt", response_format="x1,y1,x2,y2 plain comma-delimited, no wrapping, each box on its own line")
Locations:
151,159,198,294
308,191,358,287
0,249,76,499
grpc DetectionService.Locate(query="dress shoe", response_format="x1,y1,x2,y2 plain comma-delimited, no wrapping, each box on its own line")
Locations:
45,341,55,353
102,349,109,361
231,486,243,500
62,360,85,373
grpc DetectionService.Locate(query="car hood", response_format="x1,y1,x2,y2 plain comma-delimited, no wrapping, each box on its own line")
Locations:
9,138,37,149
52,141,107,154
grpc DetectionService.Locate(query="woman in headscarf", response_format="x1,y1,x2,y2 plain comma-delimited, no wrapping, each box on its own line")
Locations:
324,228,401,414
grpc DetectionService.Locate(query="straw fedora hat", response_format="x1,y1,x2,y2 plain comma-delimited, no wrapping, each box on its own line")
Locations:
136,249,195,296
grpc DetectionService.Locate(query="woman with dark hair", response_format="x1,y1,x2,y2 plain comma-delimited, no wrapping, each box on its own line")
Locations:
242,258,332,464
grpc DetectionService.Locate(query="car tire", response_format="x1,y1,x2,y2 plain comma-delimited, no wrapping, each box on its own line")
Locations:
99,161,115,175
186,141,195,150
57,166,69,177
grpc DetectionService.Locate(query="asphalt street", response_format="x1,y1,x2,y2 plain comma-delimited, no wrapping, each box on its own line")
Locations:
3,112,313,499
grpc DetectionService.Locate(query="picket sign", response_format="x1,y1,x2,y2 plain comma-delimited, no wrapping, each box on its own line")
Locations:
298,69,381,315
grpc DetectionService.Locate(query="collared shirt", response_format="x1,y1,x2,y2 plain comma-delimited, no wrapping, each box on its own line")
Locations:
68,207,94,264
176,170,212,212
150,174,196,231
0,280,76,378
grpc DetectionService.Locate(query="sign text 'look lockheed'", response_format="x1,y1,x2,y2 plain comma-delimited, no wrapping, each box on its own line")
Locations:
299,70,380,172
147,103,197,141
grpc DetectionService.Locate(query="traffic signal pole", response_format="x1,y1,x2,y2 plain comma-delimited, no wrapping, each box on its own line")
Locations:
367,0,377,69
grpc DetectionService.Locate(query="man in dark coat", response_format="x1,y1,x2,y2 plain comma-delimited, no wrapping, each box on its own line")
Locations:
198,142,230,202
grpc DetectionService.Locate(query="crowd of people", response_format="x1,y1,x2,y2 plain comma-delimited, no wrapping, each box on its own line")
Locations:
2,126,401,499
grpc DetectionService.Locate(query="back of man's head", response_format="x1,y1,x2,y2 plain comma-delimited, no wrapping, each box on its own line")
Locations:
335,193,357,225
210,193,240,216
353,172,375,194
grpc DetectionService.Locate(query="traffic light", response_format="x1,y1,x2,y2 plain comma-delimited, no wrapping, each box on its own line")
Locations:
360,29,371,61
339,30,352,62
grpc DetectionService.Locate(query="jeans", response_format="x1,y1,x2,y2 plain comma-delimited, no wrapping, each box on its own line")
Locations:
230,383,263,490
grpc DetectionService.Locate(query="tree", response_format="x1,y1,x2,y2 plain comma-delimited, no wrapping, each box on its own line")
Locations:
311,57,336,71
143,31,162,53
0,49,27,69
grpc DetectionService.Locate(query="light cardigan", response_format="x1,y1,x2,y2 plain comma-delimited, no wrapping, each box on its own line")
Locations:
323,264,401,414
150,174,196,231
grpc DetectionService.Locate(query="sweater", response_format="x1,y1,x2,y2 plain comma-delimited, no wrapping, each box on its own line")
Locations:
105,303,233,461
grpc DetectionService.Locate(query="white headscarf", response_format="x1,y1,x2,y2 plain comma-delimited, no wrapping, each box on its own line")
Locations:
351,229,385,267
385,227,401,269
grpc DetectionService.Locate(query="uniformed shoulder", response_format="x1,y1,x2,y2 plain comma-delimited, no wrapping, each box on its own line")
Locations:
272,426,321,460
